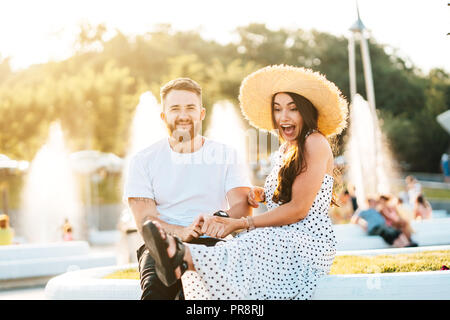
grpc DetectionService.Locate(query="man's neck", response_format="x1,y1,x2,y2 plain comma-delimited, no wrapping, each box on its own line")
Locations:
168,135,205,154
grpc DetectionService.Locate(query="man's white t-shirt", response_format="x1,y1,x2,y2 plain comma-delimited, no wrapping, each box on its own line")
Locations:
123,137,252,227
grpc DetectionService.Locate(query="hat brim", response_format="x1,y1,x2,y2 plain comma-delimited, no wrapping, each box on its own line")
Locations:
239,65,348,137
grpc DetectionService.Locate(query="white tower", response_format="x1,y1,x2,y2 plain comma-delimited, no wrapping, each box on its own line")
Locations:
348,3,377,114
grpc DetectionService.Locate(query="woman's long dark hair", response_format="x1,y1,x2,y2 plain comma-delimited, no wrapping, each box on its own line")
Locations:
271,92,339,206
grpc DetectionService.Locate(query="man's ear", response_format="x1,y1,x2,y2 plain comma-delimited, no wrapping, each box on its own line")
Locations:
200,107,206,121
160,112,166,121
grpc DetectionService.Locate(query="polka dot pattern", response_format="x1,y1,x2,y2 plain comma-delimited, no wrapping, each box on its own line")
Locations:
185,143,336,300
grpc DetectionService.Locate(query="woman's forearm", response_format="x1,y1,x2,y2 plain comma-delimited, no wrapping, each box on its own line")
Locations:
252,201,308,228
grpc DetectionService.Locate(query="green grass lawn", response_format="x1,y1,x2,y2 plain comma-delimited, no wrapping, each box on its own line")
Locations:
422,187,450,200
103,268,139,280
391,183,450,201
330,250,450,274
104,250,450,279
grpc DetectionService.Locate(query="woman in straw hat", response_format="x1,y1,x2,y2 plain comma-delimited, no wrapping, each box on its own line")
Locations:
141,65,348,299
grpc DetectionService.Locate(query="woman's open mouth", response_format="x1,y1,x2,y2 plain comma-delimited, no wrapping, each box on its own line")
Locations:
280,124,296,137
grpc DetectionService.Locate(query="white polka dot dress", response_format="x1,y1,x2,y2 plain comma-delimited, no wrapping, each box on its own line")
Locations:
184,143,337,300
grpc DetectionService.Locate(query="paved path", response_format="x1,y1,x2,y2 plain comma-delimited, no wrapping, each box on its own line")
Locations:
0,285,47,300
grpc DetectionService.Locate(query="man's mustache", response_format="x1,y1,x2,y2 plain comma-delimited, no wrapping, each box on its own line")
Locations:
175,120,194,126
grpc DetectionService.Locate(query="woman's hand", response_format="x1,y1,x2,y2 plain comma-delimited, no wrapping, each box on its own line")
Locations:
180,219,204,242
196,214,245,239
247,186,265,208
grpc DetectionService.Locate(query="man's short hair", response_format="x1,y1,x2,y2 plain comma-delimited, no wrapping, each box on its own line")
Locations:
160,78,202,105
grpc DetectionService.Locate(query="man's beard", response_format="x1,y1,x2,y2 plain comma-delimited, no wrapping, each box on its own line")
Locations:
167,120,201,143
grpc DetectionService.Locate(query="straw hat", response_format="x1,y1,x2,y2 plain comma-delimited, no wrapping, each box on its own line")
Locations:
239,65,348,137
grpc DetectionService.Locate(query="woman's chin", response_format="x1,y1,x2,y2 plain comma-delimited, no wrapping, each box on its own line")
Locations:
282,134,297,143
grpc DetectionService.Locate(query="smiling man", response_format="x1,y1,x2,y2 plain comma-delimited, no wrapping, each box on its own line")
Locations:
123,78,252,300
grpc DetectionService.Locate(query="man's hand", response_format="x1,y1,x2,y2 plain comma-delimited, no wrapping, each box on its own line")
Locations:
180,219,204,242
196,213,244,239
247,186,265,208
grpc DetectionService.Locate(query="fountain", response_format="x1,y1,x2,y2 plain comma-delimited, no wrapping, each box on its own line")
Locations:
205,100,279,186
20,122,84,242
205,100,248,162
0,122,116,287
345,94,398,207
126,92,167,158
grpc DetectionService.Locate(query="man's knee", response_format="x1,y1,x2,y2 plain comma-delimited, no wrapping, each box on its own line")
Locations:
136,238,223,300
137,244,183,300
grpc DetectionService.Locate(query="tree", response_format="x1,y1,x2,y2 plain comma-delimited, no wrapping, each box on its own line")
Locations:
0,23,447,172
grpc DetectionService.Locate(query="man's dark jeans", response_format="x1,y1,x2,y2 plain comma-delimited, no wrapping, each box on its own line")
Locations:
137,237,223,300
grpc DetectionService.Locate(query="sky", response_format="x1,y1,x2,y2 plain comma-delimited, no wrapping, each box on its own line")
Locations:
0,0,448,73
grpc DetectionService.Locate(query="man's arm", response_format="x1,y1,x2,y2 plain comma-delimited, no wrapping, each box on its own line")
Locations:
350,209,360,224
350,211,367,231
224,187,253,219
128,197,202,242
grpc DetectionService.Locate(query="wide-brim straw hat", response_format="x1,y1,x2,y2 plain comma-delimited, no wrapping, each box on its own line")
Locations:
239,65,348,137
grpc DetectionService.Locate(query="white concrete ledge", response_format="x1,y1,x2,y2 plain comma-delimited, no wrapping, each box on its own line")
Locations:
0,241,89,260
0,253,117,280
431,210,449,219
45,245,450,300
45,264,140,300
313,271,450,300
0,241,117,280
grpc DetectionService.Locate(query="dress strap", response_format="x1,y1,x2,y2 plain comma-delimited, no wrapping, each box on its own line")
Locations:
305,129,318,139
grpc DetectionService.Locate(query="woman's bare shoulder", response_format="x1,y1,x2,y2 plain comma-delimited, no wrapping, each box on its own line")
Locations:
305,132,332,155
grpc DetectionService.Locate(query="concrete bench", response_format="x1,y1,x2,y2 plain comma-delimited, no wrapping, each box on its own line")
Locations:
313,271,450,300
0,241,117,281
45,245,450,300
334,218,450,250
431,209,449,219
0,241,90,261
45,264,141,300
45,266,450,300
334,216,450,238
